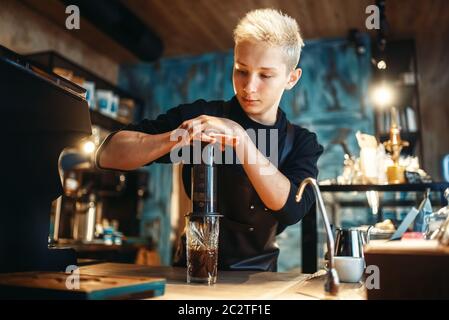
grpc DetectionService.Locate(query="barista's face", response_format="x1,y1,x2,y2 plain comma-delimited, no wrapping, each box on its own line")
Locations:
232,40,301,125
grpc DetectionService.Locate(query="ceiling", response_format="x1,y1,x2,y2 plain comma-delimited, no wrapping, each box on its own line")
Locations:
123,0,373,57
122,0,449,58
21,0,449,61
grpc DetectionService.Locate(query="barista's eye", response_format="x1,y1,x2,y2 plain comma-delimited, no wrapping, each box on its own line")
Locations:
261,74,273,79
236,69,248,75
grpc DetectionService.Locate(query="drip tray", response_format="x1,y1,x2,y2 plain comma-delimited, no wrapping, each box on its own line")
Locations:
0,271,165,300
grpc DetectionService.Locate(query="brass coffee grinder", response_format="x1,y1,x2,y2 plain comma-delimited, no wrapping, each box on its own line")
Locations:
383,107,409,184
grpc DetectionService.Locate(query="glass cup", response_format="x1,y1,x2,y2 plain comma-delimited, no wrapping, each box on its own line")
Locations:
186,216,220,285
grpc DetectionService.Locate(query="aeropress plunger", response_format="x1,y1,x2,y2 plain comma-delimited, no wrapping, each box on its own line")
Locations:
186,142,222,284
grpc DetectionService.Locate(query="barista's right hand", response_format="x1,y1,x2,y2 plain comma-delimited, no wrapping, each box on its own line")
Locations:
171,118,216,148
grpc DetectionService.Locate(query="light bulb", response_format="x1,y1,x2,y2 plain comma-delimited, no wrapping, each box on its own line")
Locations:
377,60,387,69
372,84,393,107
82,140,96,154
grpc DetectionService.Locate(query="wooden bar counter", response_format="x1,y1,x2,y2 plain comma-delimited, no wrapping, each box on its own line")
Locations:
79,263,366,300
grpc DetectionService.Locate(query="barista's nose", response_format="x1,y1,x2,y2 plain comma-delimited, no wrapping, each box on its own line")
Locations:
243,74,258,94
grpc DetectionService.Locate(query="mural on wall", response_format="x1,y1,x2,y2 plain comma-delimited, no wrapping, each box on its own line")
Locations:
119,34,373,270
279,35,373,271
282,36,374,181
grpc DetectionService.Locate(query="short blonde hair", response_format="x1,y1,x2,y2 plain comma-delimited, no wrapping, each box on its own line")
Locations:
233,8,304,70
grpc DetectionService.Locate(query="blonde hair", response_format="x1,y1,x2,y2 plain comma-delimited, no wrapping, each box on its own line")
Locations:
233,8,304,70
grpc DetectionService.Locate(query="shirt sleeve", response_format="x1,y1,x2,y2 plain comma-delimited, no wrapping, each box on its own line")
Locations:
272,128,324,226
95,99,208,169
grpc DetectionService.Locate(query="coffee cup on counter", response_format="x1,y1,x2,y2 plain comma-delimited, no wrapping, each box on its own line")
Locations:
334,256,365,283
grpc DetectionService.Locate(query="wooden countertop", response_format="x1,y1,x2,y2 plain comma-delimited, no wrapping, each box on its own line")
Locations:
365,239,449,255
79,263,366,300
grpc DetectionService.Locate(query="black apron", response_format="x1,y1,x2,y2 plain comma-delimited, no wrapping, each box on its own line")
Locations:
174,101,295,271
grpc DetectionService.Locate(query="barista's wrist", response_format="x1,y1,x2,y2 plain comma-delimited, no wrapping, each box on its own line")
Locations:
235,126,249,146
234,129,257,165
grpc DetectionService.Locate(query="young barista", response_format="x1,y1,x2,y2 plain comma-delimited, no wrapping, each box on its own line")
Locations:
96,9,323,272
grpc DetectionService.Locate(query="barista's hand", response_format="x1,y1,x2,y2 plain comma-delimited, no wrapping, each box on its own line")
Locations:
171,117,215,148
178,115,243,150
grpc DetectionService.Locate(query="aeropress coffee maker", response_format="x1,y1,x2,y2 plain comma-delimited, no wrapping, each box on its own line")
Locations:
186,142,222,285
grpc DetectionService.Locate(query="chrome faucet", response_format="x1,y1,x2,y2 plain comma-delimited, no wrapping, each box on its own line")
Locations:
296,177,340,296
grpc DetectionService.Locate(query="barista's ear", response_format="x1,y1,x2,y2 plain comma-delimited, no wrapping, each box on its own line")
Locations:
285,68,302,90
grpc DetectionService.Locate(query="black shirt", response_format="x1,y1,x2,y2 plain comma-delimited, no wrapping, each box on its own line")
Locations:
100,96,323,227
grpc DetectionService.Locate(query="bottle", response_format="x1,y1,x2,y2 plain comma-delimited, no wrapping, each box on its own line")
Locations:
425,188,449,239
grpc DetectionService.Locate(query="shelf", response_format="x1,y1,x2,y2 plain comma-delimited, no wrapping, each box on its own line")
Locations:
54,241,146,252
25,51,144,131
371,39,423,167
318,182,449,192
20,0,139,64
337,199,416,207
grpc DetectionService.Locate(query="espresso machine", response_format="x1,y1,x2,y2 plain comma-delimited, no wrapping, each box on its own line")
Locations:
55,166,149,245
0,45,91,272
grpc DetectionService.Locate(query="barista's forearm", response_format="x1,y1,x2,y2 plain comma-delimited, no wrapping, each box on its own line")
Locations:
235,131,290,211
98,130,177,170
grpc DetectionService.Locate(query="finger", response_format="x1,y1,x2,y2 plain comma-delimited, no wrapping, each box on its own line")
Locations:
191,119,205,136
180,120,193,131
183,118,204,131
192,132,215,143
201,133,216,143
211,133,238,146
204,128,221,137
